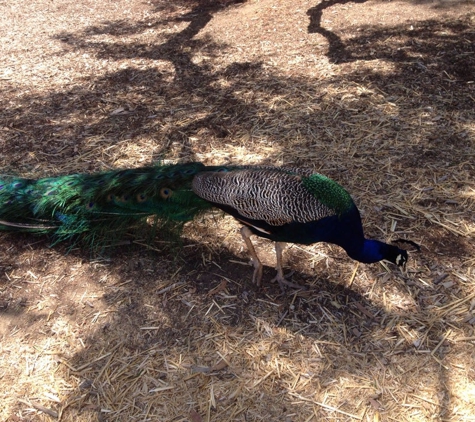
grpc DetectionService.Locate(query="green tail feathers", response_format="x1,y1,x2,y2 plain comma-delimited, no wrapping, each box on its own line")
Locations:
0,162,213,245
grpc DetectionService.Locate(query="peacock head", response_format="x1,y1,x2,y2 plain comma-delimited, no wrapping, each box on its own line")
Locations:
384,245,408,268
357,239,415,268
390,239,421,268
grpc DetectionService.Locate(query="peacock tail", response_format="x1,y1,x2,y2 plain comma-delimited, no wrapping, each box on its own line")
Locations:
0,162,213,246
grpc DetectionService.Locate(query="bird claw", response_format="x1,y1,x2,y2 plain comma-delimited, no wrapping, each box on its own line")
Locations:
250,259,263,286
270,270,302,291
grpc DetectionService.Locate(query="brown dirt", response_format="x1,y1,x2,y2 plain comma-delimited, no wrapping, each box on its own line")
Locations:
1,0,474,421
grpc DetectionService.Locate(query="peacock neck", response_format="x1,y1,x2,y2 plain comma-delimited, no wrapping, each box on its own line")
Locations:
344,239,388,264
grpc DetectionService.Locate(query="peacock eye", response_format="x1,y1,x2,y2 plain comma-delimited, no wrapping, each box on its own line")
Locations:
136,193,147,203
106,194,115,202
160,187,172,199
396,254,406,266
86,202,95,210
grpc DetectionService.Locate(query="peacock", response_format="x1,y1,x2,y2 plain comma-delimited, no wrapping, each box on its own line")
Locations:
0,162,411,287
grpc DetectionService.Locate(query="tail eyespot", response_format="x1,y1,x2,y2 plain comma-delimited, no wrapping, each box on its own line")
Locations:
160,187,172,199
136,193,147,203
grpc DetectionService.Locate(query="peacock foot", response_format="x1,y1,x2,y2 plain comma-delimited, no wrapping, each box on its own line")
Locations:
270,270,302,291
250,259,264,286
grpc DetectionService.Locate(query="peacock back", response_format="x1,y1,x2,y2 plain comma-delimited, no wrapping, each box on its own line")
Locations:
191,166,355,226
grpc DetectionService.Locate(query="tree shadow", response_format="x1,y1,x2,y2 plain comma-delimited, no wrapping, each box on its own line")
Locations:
307,0,369,63
45,239,457,419
1,2,472,171
0,218,462,419
307,0,475,69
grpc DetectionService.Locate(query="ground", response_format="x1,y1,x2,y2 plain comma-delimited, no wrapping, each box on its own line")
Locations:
0,0,475,421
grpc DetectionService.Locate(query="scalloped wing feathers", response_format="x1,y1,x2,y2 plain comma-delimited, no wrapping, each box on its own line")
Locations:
192,168,354,226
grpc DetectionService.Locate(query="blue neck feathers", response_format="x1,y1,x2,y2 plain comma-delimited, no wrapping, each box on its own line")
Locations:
344,239,406,267
346,239,390,263
315,207,404,266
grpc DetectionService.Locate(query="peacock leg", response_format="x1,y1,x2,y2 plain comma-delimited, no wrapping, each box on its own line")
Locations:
271,242,301,290
272,242,286,284
240,226,263,286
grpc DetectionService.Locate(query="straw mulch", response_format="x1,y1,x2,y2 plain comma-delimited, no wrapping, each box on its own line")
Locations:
1,0,474,420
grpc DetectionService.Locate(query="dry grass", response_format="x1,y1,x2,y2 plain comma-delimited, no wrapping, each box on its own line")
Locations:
1,0,475,421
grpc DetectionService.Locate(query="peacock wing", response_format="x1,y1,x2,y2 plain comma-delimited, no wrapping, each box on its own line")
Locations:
192,168,341,226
